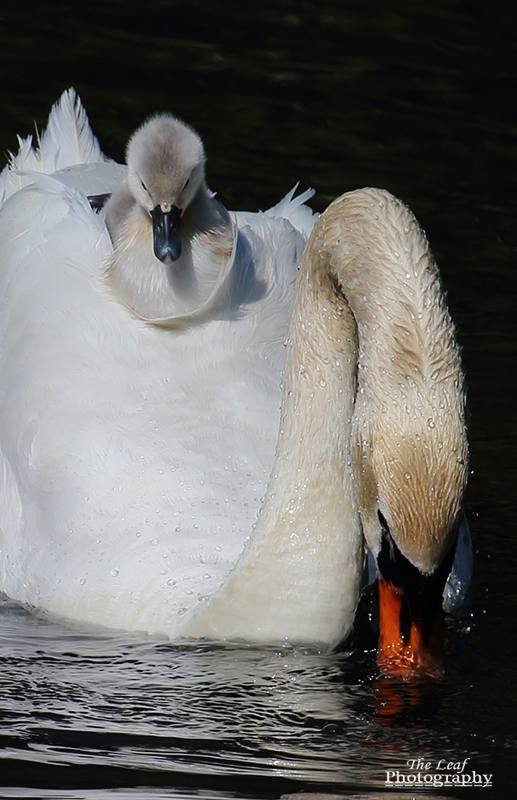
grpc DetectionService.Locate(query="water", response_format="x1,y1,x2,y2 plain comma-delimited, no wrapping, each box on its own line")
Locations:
1,595,513,799
0,1,516,798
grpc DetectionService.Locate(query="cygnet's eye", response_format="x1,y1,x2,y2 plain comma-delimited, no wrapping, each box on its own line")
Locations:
182,177,190,192
139,177,151,197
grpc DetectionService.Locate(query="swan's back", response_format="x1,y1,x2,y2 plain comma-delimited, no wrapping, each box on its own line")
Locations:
0,94,313,636
0,90,110,207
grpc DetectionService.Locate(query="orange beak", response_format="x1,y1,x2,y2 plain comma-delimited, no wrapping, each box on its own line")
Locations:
377,578,444,678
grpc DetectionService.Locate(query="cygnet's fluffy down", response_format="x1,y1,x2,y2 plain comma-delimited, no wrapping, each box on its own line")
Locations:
104,114,238,323
106,116,206,258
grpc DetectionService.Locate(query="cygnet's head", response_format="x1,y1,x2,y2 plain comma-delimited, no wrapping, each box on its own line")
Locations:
126,115,206,263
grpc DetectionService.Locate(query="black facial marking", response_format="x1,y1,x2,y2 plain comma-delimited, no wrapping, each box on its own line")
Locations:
377,509,457,625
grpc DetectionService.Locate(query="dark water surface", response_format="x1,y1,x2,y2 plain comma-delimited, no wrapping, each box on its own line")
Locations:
0,1,515,798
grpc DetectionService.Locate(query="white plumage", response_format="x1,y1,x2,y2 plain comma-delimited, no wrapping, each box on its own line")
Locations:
0,91,470,659
0,90,321,639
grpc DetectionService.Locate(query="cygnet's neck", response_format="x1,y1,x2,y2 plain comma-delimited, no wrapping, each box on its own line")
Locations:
105,183,236,326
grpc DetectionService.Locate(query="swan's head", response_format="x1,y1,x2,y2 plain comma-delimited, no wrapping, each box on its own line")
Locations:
126,115,206,264
355,401,469,676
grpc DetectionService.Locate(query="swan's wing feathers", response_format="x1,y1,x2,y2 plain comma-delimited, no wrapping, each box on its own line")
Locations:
38,88,106,173
233,214,304,351
265,184,317,238
0,136,41,207
0,90,107,209
12,172,103,222
232,186,316,318
54,162,126,198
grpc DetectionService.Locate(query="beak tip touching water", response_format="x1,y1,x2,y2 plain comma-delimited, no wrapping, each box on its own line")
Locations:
377,578,445,679
374,514,458,679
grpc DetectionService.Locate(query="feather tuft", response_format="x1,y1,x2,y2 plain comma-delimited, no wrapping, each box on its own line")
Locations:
265,184,317,237
38,88,105,173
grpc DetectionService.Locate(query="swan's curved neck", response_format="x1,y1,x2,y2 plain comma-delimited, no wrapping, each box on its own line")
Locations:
182,188,468,647
335,190,469,573
106,185,237,326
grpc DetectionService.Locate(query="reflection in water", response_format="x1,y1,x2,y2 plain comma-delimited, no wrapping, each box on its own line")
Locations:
371,676,443,728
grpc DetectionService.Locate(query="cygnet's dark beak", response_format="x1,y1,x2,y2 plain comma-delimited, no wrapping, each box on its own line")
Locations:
151,205,182,264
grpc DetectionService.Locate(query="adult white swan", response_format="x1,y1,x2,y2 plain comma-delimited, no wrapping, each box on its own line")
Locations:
0,92,469,671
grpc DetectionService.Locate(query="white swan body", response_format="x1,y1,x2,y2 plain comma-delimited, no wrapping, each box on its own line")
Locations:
0,92,468,658
0,92,341,643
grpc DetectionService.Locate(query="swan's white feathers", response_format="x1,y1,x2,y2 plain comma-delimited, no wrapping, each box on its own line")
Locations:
38,88,106,173
263,183,317,238
0,93,468,645
0,136,40,206
0,95,317,638
53,162,127,198
0,89,112,208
